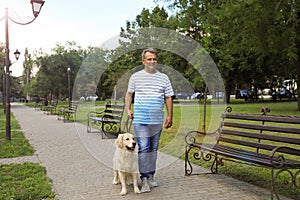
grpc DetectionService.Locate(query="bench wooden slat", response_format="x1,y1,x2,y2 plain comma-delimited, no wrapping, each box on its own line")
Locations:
218,136,275,151
103,110,123,115
106,104,124,109
222,121,300,134
103,115,122,120
223,113,300,124
218,136,300,156
221,129,300,145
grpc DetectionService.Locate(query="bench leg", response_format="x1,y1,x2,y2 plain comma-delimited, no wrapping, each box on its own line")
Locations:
87,119,91,133
87,118,94,133
271,169,275,200
211,157,217,174
87,117,90,132
57,112,61,120
271,168,297,200
185,145,218,175
63,113,70,122
185,145,193,176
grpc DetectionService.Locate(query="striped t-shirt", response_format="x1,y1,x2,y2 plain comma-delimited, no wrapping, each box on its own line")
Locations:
127,70,174,124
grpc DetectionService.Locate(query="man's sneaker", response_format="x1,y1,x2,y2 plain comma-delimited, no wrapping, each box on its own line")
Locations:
140,177,151,193
149,174,159,187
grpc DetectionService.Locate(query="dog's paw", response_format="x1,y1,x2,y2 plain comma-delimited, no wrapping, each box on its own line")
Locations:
134,187,141,194
112,180,120,185
120,189,127,196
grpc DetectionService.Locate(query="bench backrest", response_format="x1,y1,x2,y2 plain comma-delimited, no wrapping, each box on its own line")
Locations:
102,104,124,122
219,113,300,156
50,99,58,106
68,101,79,111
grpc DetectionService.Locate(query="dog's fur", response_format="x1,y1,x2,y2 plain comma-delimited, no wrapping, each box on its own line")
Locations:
113,133,140,195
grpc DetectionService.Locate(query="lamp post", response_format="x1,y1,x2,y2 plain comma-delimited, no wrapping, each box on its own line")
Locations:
67,67,71,102
3,0,45,141
3,49,20,112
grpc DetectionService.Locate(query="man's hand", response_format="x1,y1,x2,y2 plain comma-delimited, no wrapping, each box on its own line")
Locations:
127,109,133,119
125,92,133,119
164,116,172,128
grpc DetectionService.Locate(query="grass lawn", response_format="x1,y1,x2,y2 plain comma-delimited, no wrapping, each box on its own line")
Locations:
0,163,56,200
0,105,57,200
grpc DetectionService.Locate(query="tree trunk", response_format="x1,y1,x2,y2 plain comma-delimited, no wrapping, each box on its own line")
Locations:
297,2,300,110
297,61,300,110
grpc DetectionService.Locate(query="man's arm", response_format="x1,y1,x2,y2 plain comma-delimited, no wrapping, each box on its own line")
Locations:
125,92,133,118
164,96,173,128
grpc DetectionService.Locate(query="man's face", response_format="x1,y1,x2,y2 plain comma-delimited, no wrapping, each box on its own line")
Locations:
142,52,157,73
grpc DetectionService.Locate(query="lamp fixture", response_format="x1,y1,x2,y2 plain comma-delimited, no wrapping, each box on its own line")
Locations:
13,49,21,60
30,0,45,17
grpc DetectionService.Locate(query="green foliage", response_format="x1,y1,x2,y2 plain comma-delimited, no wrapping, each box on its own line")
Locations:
158,0,299,104
30,42,90,100
19,0,299,110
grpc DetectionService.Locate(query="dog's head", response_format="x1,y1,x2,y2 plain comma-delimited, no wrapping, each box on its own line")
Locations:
115,133,137,152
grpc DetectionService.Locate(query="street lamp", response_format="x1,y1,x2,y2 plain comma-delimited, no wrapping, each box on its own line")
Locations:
3,0,45,141
67,67,71,101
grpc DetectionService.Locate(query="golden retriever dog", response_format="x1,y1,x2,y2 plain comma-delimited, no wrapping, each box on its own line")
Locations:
113,133,140,195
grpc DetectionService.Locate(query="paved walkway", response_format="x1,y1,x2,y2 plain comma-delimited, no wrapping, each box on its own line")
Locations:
0,103,292,200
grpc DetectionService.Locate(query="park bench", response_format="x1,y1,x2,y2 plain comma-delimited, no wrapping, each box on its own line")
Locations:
87,103,124,138
35,99,48,111
185,107,300,200
43,99,58,114
57,101,79,122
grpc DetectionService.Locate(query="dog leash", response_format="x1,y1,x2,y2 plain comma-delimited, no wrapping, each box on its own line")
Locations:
123,117,133,133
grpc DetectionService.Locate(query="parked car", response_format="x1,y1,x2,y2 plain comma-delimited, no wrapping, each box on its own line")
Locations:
191,92,204,99
86,94,98,101
79,96,85,101
235,89,252,101
272,89,291,100
174,93,189,99
278,89,291,98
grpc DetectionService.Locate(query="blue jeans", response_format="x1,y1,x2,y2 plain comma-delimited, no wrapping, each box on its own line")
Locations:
134,124,162,179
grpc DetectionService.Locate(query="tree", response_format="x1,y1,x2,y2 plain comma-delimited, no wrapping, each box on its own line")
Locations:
118,6,206,94
32,42,89,100
22,48,34,101
161,0,299,105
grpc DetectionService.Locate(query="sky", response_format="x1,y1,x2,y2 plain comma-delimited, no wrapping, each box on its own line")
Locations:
0,0,160,76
